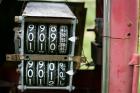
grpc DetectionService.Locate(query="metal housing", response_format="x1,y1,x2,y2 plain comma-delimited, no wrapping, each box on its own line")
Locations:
15,2,78,92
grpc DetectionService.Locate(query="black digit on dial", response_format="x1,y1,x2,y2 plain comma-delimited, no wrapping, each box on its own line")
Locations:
36,61,46,86
57,62,68,86
58,25,68,54
47,62,57,86
48,25,57,54
25,24,36,53
25,61,36,86
37,25,47,53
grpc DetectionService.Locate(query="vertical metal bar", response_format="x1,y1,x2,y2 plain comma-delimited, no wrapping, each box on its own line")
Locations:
102,0,110,93
69,61,73,92
20,16,25,92
129,54,140,93
134,1,140,93
68,19,77,92
71,19,77,56
132,65,139,93
137,0,140,92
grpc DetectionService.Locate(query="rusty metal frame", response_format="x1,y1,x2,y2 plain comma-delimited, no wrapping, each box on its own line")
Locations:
6,54,85,70
24,17,76,24
6,54,85,62
22,2,76,19
102,0,110,93
14,2,79,92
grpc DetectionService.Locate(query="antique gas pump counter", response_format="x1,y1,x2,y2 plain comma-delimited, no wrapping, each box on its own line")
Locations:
6,1,80,92
1,0,139,93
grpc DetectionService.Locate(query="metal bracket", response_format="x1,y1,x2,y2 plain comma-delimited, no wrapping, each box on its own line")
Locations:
6,54,86,69
129,53,140,93
129,53,140,66
6,54,21,62
136,65,140,67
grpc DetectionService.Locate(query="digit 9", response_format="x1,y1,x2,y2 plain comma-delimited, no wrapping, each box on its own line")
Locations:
28,24,34,31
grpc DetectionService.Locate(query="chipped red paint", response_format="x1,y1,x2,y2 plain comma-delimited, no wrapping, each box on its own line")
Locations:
109,0,138,93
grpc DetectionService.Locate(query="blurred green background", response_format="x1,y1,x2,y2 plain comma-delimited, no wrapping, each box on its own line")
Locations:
67,0,96,69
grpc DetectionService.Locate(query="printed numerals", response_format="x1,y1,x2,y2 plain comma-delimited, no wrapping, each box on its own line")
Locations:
58,25,68,54
36,61,46,85
25,61,36,85
58,62,68,86
37,25,47,53
24,23,71,87
48,25,57,54
25,24,69,54
47,62,56,86
26,24,36,53
25,61,69,86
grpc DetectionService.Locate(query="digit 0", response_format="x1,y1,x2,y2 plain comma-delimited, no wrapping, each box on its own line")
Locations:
49,63,55,70
38,70,44,78
28,33,34,42
60,72,65,79
39,33,45,42
27,69,33,78
50,43,56,51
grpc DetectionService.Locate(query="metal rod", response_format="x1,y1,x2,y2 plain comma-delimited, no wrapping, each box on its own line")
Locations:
68,19,77,92
102,0,110,93
138,0,140,92
6,54,84,63
68,61,74,92
132,65,139,93
21,16,25,92
71,19,77,56
19,85,75,90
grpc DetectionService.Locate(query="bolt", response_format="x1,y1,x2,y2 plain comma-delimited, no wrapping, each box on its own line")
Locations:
15,16,23,23
127,33,131,36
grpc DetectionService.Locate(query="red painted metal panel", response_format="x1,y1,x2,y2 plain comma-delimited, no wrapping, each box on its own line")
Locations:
109,0,138,93
129,54,140,93
132,65,139,93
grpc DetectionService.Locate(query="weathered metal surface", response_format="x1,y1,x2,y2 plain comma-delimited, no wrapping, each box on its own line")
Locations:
22,2,76,19
129,54,140,93
102,0,110,93
6,54,85,64
24,17,75,24
108,0,138,93
0,1,88,93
